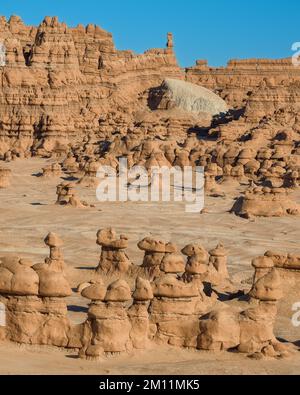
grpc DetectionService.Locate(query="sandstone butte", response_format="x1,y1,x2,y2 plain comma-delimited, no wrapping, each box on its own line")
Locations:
0,15,299,373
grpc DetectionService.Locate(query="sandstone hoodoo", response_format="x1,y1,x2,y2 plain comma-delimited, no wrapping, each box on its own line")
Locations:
0,167,11,188
42,162,62,178
0,230,298,368
150,78,228,116
95,228,132,275
197,266,291,358
55,182,91,208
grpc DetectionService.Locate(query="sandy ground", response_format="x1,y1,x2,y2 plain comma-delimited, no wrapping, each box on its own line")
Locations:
0,158,299,375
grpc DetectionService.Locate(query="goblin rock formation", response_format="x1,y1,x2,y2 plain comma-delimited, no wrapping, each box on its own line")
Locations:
55,182,91,208
0,15,182,160
42,162,61,178
234,186,300,218
0,235,75,347
138,237,179,279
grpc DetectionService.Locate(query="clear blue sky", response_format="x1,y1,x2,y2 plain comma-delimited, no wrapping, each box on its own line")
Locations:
0,0,299,67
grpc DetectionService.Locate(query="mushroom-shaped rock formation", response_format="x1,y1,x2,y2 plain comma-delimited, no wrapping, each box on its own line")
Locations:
43,232,65,272
0,167,11,188
132,277,154,302
79,279,132,359
198,308,241,351
32,232,66,273
138,237,178,278
234,186,300,218
198,266,286,356
96,228,132,274
160,253,186,274
42,162,62,178
55,182,88,208
152,275,200,299
264,251,288,268
0,258,39,296
149,273,213,348
0,247,73,347
265,250,300,270
37,268,72,297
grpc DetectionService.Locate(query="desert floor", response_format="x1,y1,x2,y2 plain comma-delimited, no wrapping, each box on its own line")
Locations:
0,158,299,375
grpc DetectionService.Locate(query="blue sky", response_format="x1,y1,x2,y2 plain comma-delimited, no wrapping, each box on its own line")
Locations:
0,0,299,67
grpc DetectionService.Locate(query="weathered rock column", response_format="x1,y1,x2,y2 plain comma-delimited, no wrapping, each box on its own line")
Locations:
128,277,154,349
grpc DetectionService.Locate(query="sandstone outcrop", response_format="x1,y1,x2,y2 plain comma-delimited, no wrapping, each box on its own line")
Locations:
0,232,296,360
36,232,65,272
233,186,300,218
79,279,132,360
182,243,210,282
265,250,300,271
0,14,299,366
149,274,212,348
128,277,153,350
150,78,228,116
0,16,299,216
182,242,230,288
0,16,183,160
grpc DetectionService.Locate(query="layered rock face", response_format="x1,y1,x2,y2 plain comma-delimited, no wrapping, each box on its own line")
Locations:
55,182,90,208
